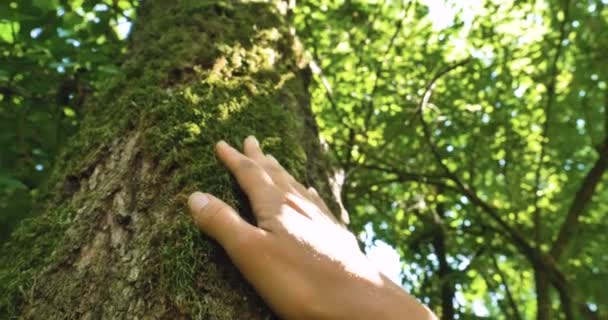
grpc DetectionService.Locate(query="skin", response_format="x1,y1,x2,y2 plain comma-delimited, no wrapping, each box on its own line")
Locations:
188,136,437,320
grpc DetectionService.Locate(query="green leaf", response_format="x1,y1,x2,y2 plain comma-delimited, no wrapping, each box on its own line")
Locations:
0,175,27,190
32,0,58,12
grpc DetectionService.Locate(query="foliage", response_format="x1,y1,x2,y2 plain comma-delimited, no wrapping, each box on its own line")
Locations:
1,0,607,319
0,0,134,241
295,0,607,319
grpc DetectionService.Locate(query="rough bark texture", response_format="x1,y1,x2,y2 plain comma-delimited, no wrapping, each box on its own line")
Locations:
0,1,336,319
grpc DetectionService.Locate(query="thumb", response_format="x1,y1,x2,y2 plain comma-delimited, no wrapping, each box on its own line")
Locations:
188,191,257,249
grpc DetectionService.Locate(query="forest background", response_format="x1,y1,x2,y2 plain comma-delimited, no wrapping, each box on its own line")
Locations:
0,0,606,319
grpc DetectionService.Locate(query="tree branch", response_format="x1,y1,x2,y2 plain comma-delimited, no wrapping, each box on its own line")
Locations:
479,270,514,320
362,2,413,132
302,18,343,121
417,58,471,180
532,0,571,246
550,138,608,259
604,91,608,138
491,255,523,320
416,58,541,266
433,200,455,320
111,0,135,21
580,93,598,147
353,163,458,194
301,16,352,168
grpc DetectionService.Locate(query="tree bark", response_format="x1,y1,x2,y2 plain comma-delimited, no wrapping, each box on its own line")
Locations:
432,203,455,320
535,266,551,320
0,1,335,319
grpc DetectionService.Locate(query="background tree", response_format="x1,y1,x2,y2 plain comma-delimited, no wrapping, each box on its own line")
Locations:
297,0,606,319
0,0,130,242
1,1,336,318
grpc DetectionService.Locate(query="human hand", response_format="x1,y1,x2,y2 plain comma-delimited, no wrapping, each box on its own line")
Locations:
188,136,436,320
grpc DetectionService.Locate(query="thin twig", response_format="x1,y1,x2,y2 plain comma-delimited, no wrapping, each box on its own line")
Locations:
491,255,523,320
362,2,413,132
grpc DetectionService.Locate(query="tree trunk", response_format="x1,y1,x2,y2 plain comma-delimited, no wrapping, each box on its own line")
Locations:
535,266,551,320
432,203,454,320
0,1,335,318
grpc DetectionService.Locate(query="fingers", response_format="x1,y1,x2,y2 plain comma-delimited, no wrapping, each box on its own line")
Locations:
242,137,296,193
215,140,275,200
264,154,313,200
188,192,265,252
217,136,335,222
242,136,304,197
243,136,265,161
239,136,328,212
307,187,334,218
263,155,297,193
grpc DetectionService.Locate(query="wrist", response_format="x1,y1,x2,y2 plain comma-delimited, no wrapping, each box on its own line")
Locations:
318,261,436,320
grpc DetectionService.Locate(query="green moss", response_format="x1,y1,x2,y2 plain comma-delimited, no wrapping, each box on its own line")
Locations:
156,216,211,317
0,1,322,318
0,204,73,315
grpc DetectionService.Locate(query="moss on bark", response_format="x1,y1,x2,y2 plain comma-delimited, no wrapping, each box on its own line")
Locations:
0,1,335,318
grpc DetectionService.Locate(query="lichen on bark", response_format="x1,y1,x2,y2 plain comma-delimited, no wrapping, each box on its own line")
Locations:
0,1,335,319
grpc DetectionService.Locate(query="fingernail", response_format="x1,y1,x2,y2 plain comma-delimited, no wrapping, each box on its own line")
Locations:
216,140,229,152
188,192,209,213
267,154,279,164
247,135,259,146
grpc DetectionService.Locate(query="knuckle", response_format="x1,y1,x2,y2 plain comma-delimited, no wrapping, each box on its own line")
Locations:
256,218,276,232
252,196,279,214
231,229,262,252
251,189,282,211
238,158,257,170
198,201,228,227
287,175,298,184
264,162,283,174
